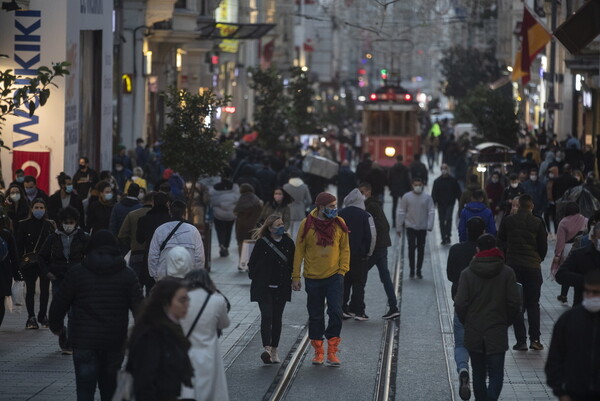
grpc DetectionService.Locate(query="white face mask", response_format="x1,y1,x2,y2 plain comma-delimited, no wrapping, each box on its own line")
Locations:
63,224,76,234
413,186,423,194
510,182,518,189
582,297,600,313
10,193,20,202
491,178,499,184
549,173,555,179
530,175,538,181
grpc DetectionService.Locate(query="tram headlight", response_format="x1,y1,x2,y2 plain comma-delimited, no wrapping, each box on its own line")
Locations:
384,147,396,157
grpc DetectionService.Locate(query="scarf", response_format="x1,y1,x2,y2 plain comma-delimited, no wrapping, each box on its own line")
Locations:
475,247,504,259
301,213,348,247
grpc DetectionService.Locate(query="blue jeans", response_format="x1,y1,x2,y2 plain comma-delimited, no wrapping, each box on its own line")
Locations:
453,312,469,373
469,351,505,401
305,274,344,340
368,248,397,308
73,348,124,401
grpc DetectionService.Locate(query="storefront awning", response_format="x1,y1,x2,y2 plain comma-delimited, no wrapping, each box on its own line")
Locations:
197,22,275,40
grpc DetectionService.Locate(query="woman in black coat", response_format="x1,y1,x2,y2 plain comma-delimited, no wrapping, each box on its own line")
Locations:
0,211,21,328
127,278,194,401
5,184,29,232
16,198,56,329
248,214,295,364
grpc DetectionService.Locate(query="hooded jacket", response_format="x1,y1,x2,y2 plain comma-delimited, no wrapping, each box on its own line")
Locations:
48,231,142,350
364,197,391,249
458,201,496,242
38,228,90,278
234,185,263,239
539,151,555,179
339,189,376,257
454,249,521,354
283,178,312,221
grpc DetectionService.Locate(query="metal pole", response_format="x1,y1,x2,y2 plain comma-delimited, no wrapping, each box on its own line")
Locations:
547,0,557,134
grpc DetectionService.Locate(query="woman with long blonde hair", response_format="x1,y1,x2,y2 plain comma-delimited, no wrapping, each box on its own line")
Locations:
248,214,295,364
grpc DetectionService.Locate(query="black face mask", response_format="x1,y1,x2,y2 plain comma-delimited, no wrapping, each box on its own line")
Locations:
79,164,86,170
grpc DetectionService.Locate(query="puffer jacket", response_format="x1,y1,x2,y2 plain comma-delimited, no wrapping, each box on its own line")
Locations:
498,209,548,269
209,181,240,221
38,228,90,278
48,245,142,350
454,249,520,354
458,201,496,242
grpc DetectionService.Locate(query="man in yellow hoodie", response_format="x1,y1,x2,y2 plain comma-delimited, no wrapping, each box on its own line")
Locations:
293,192,350,367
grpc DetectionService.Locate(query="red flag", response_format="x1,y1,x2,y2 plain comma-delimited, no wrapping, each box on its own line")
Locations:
260,38,275,69
12,150,51,194
511,6,551,85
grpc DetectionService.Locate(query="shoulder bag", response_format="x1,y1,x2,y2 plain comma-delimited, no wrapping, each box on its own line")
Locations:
20,221,46,272
159,221,185,255
261,236,288,264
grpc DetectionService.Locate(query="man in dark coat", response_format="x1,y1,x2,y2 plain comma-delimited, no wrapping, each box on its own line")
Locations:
338,189,374,321
546,269,600,401
355,153,372,184
108,183,141,235
455,234,520,401
72,157,99,201
446,216,485,400
49,230,142,401
365,162,387,203
556,221,600,306
409,153,428,185
498,194,547,351
431,163,462,244
256,158,278,203
388,155,411,227
552,163,580,202
335,160,356,203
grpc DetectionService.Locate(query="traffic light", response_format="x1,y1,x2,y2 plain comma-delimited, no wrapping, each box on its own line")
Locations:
380,69,388,80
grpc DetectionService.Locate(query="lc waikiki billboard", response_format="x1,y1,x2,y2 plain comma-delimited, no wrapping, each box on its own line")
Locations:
0,0,113,193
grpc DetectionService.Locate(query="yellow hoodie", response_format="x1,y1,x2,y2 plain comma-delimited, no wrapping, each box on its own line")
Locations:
292,209,350,280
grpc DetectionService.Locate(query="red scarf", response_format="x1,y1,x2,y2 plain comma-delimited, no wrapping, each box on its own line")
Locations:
475,248,504,259
301,213,348,247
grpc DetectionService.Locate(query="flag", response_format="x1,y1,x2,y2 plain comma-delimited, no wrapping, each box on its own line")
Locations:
260,38,275,69
12,150,51,194
511,6,552,85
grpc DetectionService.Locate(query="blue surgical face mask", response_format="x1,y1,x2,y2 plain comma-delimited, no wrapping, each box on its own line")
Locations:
273,226,285,236
25,187,36,195
324,207,338,219
65,185,73,193
16,176,24,183
32,209,45,219
103,193,113,201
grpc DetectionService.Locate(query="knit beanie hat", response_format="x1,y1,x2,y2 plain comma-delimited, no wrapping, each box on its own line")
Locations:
315,192,336,207
165,246,194,278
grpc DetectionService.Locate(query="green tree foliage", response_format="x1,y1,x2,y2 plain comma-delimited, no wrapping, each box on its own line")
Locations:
454,84,518,147
160,87,233,204
0,61,70,138
288,66,316,134
248,67,290,151
440,46,500,99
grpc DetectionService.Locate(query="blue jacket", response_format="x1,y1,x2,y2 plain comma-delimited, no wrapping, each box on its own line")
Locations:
522,179,547,217
109,197,142,235
458,201,496,242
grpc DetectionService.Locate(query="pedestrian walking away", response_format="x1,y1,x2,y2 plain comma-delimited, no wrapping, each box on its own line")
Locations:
446,216,486,400
48,230,142,401
248,215,295,364
359,182,399,319
180,269,231,401
0,210,21,328
431,163,461,245
283,171,312,241
339,188,375,321
454,234,521,401
209,167,240,257
498,194,547,351
396,177,435,279
457,189,496,242
292,192,350,367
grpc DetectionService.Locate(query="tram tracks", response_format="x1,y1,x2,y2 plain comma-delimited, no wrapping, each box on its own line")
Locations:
263,232,405,401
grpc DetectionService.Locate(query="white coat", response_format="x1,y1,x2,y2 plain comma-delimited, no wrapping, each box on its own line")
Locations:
180,288,231,401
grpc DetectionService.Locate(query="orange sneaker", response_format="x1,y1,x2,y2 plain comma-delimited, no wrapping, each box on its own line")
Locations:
326,337,341,367
310,340,325,365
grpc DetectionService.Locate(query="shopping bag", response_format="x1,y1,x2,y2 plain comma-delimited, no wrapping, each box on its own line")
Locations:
111,369,134,401
239,240,256,271
11,280,25,307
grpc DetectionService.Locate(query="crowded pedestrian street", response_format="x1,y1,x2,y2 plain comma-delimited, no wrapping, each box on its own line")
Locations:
0,170,569,400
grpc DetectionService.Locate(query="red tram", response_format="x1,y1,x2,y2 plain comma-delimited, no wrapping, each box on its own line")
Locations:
362,86,421,167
